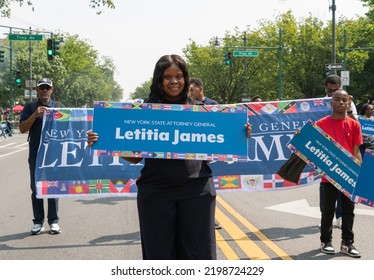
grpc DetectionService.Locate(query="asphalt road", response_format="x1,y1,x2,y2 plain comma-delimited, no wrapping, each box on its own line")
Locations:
1,132,374,261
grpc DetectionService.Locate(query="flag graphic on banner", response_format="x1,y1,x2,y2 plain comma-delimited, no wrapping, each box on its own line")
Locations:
185,153,196,160
108,179,134,193
261,103,278,114
41,181,69,195
161,104,172,110
263,174,284,189
53,110,70,122
109,179,126,193
69,181,89,194
89,179,110,194
217,176,241,190
278,101,297,114
313,99,324,106
243,176,261,187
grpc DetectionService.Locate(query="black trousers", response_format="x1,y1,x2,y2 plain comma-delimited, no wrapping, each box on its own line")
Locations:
320,182,355,244
319,183,342,218
137,191,216,260
29,156,59,225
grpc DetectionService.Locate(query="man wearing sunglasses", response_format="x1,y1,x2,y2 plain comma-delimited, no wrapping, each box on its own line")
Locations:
325,74,357,121
19,78,64,236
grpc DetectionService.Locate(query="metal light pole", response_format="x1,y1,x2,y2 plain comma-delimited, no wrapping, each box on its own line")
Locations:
243,32,248,100
343,28,347,71
330,0,337,74
9,27,14,115
278,28,283,100
29,27,33,102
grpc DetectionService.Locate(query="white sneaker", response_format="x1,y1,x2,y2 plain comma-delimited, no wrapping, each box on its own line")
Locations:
31,224,44,235
334,217,342,229
321,242,335,255
49,223,61,235
341,242,361,258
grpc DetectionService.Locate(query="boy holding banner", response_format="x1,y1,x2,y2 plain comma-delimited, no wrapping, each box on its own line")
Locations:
317,90,363,258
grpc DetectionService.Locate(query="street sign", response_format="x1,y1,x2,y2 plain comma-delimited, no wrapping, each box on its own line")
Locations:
24,90,37,99
341,71,350,86
8,34,43,41
325,63,343,70
26,80,37,88
233,50,259,57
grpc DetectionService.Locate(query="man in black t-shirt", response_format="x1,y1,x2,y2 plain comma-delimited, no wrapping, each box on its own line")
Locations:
20,78,64,236
189,77,218,105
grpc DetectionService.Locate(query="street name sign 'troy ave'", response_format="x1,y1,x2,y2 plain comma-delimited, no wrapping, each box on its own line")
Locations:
233,50,259,57
8,34,43,41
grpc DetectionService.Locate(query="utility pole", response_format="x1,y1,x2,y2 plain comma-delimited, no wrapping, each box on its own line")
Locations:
9,27,14,116
278,28,283,100
29,27,33,102
330,0,337,74
243,32,248,100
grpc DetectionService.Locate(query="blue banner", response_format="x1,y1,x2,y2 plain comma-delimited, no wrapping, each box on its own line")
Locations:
353,149,374,206
358,117,374,149
92,102,248,161
288,120,374,207
36,98,332,198
288,121,360,197
358,117,374,136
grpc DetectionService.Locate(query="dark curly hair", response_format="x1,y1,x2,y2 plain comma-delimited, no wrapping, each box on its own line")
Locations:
147,54,191,104
360,103,373,116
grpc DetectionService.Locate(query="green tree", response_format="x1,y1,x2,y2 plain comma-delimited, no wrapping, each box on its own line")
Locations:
56,35,122,107
274,11,330,99
340,16,374,102
184,37,246,104
0,34,123,108
183,10,372,103
130,79,152,100
361,0,374,20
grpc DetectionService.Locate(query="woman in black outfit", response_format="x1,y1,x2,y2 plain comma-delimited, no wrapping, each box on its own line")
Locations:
88,54,251,259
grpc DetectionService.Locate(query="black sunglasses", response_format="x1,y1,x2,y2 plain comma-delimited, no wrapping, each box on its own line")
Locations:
38,85,52,90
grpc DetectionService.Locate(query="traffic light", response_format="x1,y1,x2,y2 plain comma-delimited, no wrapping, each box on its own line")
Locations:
224,51,231,65
0,50,4,63
47,38,53,60
15,70,21,88
53,39,60,56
